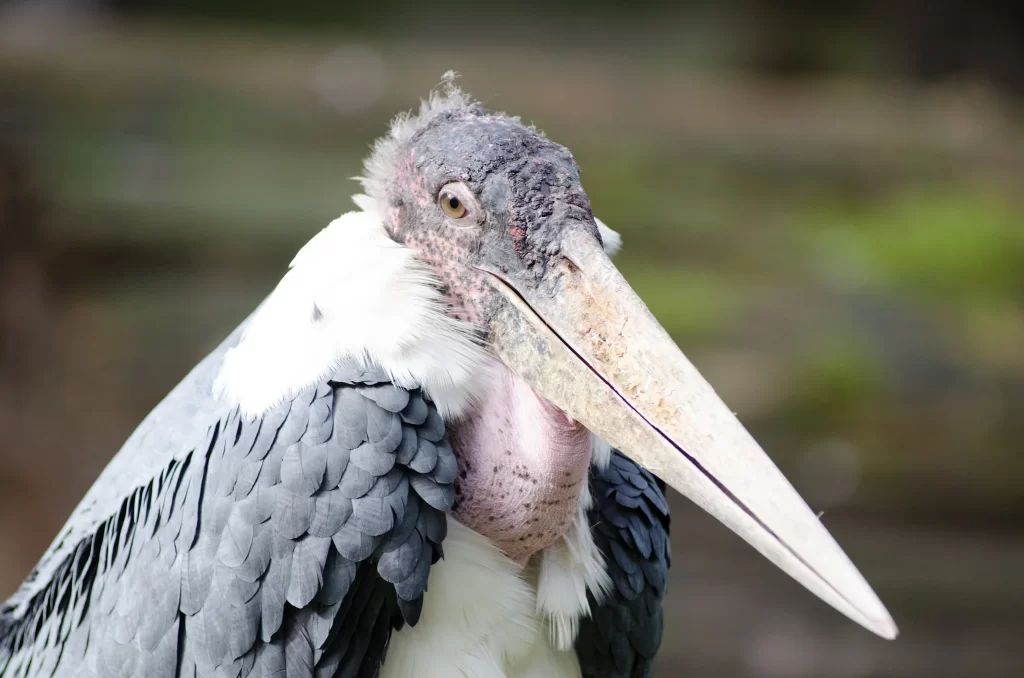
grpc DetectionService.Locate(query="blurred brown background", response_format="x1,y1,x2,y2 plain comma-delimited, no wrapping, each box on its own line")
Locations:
1,1,1023,676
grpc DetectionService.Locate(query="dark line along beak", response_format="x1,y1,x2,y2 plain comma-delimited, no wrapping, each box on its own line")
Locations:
481,229,897,640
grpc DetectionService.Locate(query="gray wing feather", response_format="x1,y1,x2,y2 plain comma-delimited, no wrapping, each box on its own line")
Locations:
576,450,671,678
357,385,409,413
399,395,428,426
1,323,454,678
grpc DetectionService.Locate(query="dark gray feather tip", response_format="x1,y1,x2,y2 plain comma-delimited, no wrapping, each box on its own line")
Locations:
576,450,671,678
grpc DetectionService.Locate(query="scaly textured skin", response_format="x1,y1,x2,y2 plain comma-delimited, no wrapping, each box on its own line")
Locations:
0,351,455,678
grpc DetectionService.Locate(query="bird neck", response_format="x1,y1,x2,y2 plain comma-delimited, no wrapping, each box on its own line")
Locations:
448,363,593,566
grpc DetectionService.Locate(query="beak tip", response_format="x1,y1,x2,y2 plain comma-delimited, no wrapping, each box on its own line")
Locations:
873,615,899,641
841,570,899,640
852,593,898,639
857,577,899,640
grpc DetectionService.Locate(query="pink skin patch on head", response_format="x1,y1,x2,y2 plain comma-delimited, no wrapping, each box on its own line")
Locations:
448,364,593,565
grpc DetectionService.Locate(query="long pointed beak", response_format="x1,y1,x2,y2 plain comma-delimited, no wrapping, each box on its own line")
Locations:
482,229,897,640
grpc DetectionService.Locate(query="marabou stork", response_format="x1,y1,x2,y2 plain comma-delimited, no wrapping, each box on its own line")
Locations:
0,81,896,678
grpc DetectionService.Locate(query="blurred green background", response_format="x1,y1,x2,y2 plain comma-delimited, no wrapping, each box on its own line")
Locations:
1,1,1023,676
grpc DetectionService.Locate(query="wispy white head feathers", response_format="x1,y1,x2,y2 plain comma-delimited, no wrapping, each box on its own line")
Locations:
360,72,473,209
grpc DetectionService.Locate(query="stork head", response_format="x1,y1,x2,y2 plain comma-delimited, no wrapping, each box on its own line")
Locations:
366,94,601,330
358,81,896,640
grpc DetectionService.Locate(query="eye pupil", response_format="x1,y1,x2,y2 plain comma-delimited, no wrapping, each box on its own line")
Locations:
448,197,460,209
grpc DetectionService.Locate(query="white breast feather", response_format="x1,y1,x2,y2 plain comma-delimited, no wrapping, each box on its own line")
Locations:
381,519,542,678
383,520,587,678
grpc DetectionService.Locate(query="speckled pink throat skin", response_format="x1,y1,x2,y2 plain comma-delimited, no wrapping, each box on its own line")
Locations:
447,364,592,565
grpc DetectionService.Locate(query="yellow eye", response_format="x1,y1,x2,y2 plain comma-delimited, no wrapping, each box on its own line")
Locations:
440,192,468,219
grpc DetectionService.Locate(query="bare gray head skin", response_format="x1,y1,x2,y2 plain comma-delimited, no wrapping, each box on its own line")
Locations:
379,104,602,328
360,82,898,639
367,101,603,562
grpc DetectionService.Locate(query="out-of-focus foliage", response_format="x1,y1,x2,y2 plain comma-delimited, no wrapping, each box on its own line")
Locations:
799,188,1020,295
